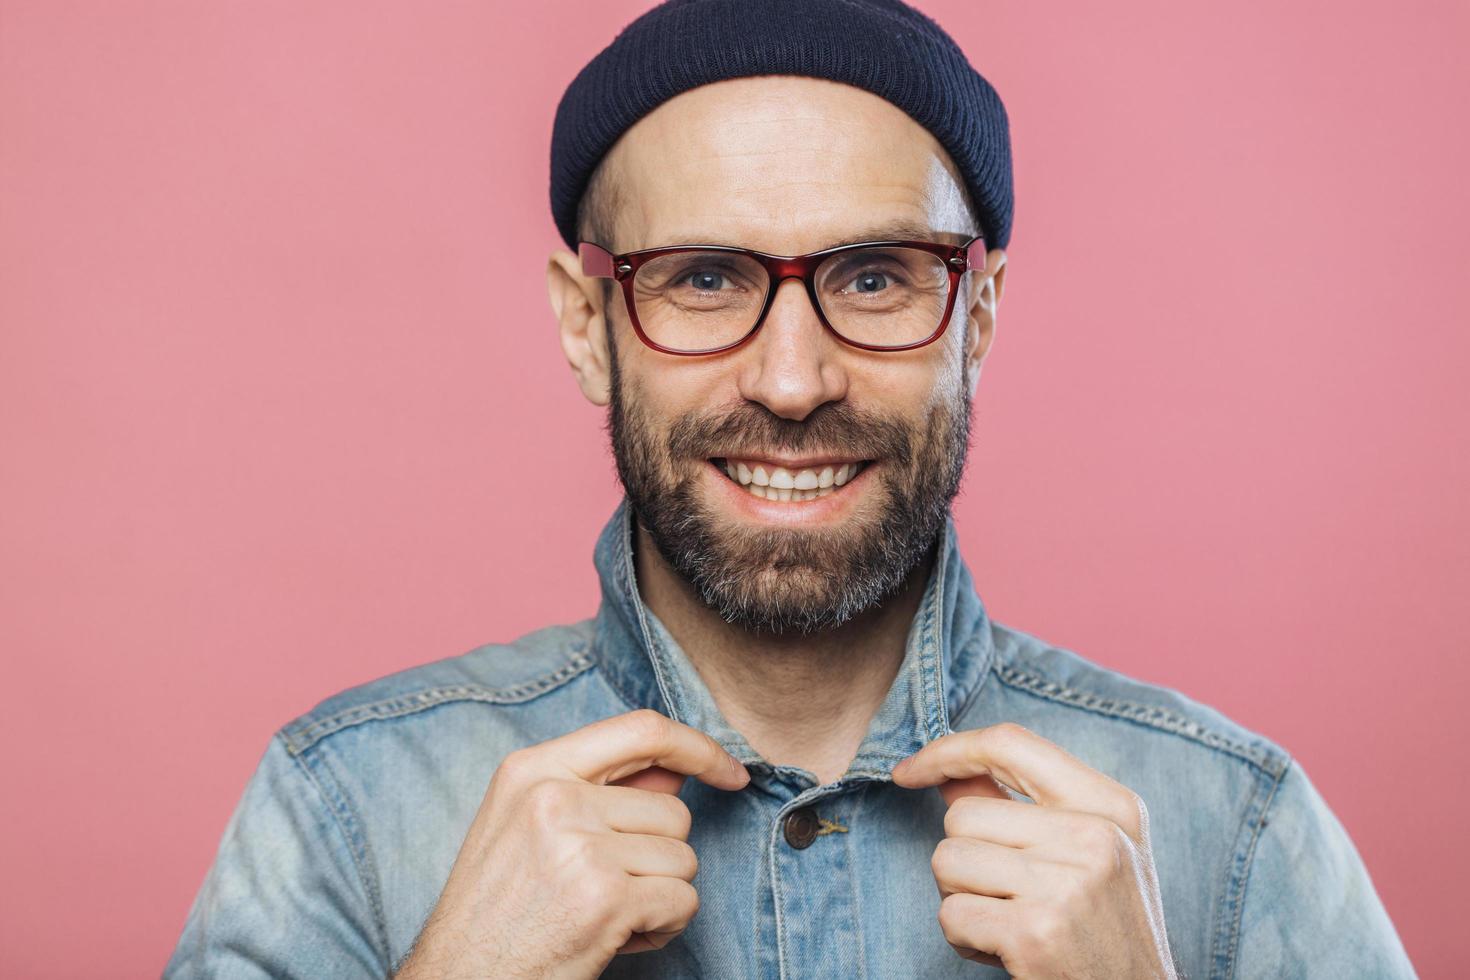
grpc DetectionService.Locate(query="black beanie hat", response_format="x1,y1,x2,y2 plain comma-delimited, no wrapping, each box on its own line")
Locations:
548,0,1013,251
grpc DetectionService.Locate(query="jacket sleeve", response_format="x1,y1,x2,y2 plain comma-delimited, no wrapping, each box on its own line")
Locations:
163,734,389,979
1230,758,1417,979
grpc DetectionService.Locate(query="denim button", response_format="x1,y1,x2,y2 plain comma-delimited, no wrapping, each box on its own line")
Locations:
783,806,819,849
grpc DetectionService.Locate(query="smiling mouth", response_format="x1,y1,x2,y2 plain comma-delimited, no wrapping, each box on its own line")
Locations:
709,456,871,501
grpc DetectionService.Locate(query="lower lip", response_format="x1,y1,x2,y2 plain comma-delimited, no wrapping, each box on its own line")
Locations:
703,460,876,526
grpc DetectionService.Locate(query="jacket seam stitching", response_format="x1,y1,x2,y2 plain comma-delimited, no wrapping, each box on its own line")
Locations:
283,734,392,964
991,662,1287,778
1216,758,1290,980
948,629,996,726
916,559,945,739
282,649,594,756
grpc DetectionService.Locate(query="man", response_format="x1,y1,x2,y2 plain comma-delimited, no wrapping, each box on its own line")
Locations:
166,1,1416,977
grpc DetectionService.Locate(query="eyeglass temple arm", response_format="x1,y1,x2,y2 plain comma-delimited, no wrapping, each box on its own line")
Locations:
579,241,616,278
965,236,989,272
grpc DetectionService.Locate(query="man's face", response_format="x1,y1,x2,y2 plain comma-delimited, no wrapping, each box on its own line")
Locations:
559,76,1002,635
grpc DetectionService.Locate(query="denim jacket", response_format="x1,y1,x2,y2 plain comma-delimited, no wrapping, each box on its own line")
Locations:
166,500,1415,979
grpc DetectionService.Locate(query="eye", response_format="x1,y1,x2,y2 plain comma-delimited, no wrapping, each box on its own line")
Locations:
682,270,730,292
823,248,917,297
849,270,890,293
835,263,908,296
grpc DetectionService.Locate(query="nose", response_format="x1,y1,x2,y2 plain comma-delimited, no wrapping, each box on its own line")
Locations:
736,277,849,420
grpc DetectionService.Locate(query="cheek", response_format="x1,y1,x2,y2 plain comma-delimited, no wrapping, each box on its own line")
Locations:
623,341,736,409
851,354,960,419
623,356,746,437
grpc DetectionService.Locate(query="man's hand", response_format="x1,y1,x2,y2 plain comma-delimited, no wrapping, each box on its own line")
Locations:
891,722,1176,979
393,708,750,980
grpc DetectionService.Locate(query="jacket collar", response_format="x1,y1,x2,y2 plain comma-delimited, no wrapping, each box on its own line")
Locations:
590,498,995,782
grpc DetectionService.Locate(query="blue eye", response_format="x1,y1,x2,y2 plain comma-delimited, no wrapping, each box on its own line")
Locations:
685,271,727,292
852,271,889,293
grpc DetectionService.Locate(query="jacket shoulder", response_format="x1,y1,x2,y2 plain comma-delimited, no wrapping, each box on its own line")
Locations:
278,619,597,756
984,621,1291,780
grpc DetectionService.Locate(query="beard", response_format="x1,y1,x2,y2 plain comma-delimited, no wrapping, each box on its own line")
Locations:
607,346,972,637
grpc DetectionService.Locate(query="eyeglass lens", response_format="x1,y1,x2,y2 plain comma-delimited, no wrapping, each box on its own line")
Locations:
629,246,951,352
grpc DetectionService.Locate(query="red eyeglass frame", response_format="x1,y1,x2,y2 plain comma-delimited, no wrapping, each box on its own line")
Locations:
578,235,988,356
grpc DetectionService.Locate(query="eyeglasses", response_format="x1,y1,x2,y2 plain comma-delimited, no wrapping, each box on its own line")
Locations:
578,235,987,356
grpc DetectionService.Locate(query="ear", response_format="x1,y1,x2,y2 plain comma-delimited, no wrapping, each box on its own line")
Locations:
546,248,613,406
961,248,1006,394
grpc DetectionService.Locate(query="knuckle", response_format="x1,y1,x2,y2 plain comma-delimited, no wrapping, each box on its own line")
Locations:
522,779,570,824
549,835,612,907
943,795,979,836
1022,907,1067,952
970,723,1025,765
936,893,971,942
550,830,599,872
1055,867,1091,910
578,868,624,911
673,878,700,920
635,878,698,938
988,721,1031,743
663,794,694,839
495,747,536,784
1080,820,1126,877
625,708,673,743
674,840,700,880
931,836,961,875
1121,789,1150,838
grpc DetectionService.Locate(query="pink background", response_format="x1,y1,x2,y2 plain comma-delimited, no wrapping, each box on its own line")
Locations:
2,1,1466,975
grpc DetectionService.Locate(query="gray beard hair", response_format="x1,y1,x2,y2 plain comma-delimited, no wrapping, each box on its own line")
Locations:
607,352,972,636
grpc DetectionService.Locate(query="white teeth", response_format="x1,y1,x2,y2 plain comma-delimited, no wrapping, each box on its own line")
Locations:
721,458,867,501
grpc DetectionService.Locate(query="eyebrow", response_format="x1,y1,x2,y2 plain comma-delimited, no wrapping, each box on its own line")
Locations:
647,220,959,252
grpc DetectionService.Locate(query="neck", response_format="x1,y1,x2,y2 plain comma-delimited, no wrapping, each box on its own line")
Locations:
633,522,933,785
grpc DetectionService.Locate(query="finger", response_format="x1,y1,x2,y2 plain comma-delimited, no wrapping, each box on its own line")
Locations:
937,891,1011,968
605,832,700,881
893,722,1119,814
550,709,750,791
622,875,699,945
592,783,694,839
931,835,1034,900
943,794,1089,849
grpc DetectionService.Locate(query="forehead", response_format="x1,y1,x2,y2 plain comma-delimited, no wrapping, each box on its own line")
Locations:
602,75,975,254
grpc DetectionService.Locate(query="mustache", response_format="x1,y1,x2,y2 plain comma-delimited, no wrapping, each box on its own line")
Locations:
666,400,914,466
